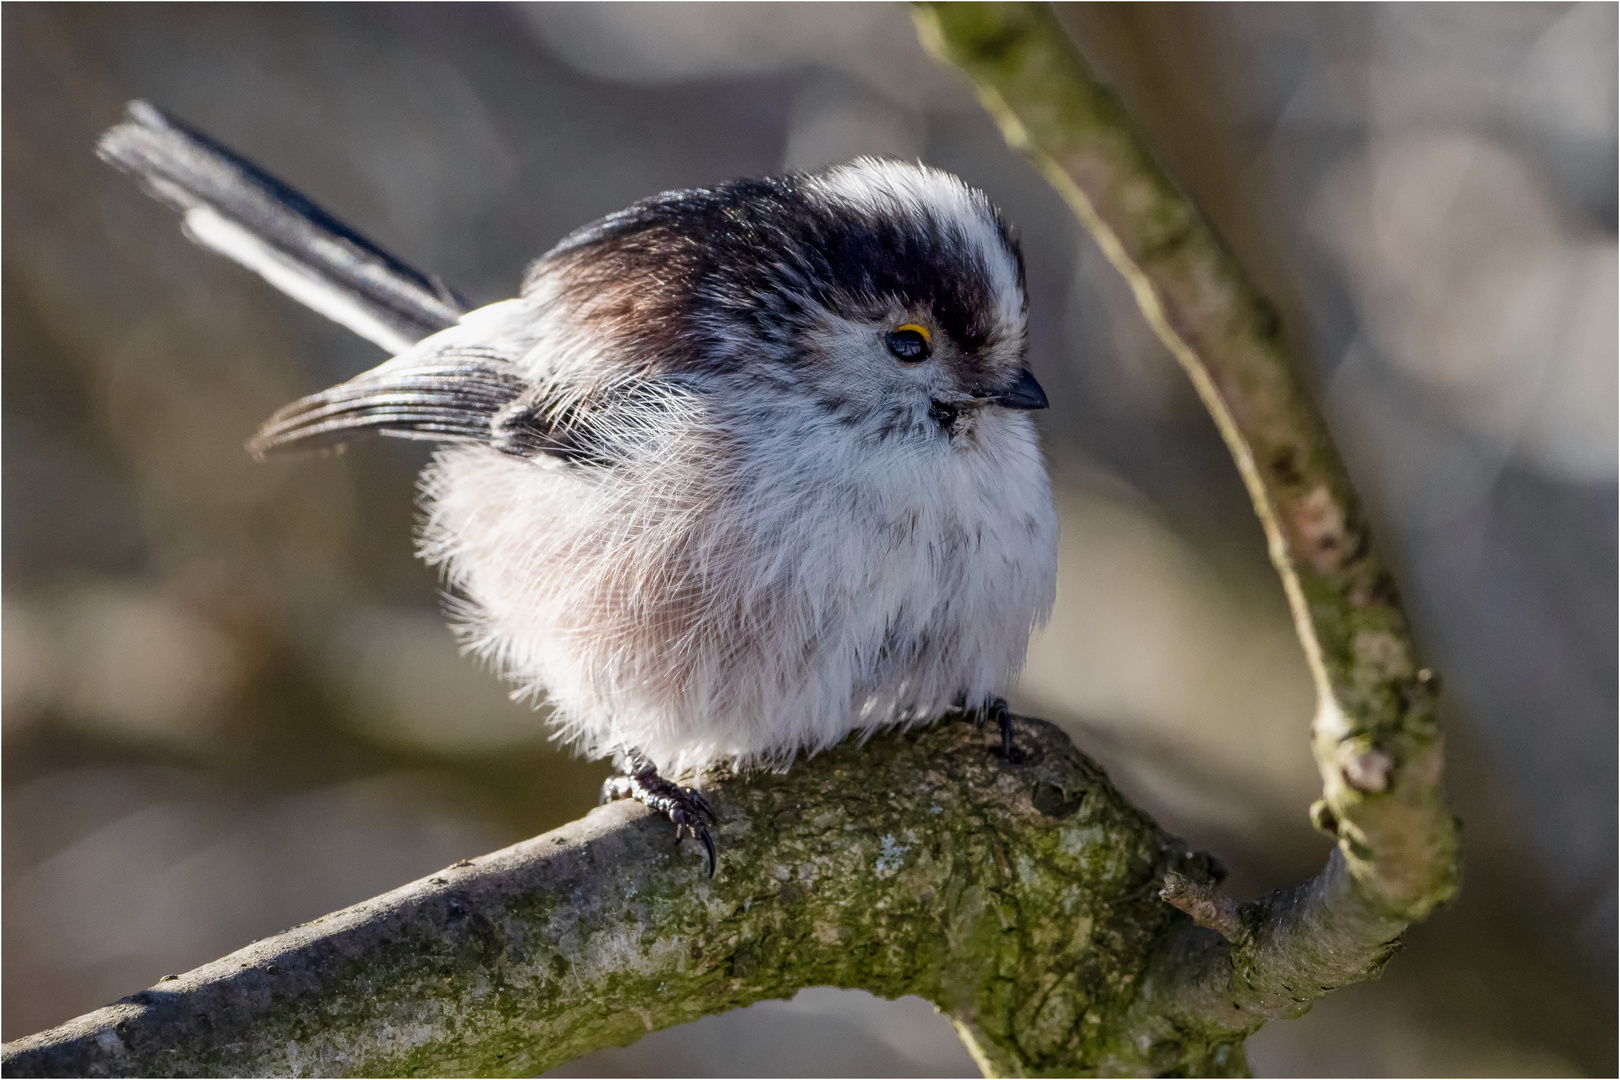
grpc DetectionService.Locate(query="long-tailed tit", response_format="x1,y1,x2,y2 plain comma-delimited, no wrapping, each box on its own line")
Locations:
99,102,1059,873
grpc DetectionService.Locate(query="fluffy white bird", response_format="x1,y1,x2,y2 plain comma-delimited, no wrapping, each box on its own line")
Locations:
99,103,1059,872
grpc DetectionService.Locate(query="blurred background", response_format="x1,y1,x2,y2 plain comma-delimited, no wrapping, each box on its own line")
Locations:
3,3,1613,1075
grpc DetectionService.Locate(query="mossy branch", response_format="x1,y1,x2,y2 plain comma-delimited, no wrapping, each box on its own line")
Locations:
1,717,1254,1078
913,0,1460,1034
4,6,1460,1076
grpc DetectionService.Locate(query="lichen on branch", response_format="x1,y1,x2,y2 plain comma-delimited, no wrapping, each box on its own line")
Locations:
1,717,1248,1078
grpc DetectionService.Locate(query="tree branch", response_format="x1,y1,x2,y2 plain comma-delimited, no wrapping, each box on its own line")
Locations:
912,0,1460,1037
2,717,1253,1078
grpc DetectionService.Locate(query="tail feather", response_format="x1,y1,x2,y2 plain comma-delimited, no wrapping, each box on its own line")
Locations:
97,100,467,353
96,101,568,464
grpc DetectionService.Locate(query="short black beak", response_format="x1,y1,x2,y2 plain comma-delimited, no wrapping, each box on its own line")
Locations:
977,368,1048,411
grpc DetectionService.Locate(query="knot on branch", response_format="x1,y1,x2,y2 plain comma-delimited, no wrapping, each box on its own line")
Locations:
1160,870,1243,942
1340,746,1395,794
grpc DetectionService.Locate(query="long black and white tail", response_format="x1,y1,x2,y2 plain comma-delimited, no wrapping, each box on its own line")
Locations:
97,100,468,354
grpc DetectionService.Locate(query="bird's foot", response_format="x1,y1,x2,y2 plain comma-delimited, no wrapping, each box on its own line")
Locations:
602,765,717,875
970,697,1026,763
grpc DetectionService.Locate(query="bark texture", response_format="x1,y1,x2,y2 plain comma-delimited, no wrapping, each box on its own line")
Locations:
1,717,1248,1078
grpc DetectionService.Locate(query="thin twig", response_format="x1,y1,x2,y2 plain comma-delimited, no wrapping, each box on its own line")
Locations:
913,0,1460,1038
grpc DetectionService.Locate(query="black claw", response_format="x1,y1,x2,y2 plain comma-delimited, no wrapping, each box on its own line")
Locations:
696,826,717,877
602,762,718,875
984,698,1027,763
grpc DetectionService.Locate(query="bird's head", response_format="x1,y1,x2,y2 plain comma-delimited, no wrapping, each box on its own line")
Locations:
532,158,1044,445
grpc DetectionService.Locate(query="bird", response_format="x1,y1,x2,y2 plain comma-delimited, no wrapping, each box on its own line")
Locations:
98,101,1060,874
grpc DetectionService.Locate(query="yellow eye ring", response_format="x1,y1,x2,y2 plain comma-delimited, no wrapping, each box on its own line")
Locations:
886,323,933,362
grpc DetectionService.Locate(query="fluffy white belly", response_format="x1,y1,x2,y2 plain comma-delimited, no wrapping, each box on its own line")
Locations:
418,410,1057,776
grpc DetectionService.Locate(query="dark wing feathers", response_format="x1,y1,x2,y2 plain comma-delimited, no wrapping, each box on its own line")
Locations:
248,359,526,458
248,352,615,465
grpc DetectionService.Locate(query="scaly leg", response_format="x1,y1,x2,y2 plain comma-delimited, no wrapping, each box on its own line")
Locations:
601,759,717,875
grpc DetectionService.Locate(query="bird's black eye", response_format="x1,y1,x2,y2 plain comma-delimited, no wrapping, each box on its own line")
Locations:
886,324,932,363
